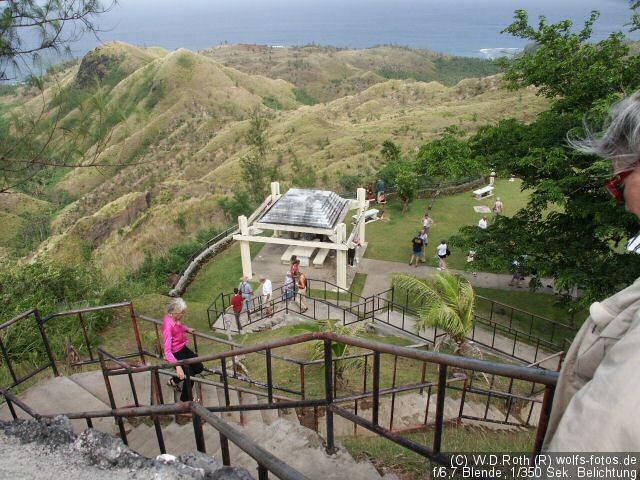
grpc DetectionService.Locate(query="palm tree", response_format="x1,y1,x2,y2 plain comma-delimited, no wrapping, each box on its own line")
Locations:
392,271,476,354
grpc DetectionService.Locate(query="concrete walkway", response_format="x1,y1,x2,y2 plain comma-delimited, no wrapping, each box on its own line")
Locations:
356,257,557,298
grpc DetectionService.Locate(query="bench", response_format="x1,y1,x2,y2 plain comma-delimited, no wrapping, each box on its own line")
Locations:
312,248,331,267
280,245,297,265
473,185,494,200
293,246,316,267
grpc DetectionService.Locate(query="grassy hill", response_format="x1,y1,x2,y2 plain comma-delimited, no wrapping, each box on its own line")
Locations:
200,44,503,103
0,41,547,281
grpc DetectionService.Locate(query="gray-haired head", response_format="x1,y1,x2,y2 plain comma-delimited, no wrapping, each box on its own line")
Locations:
167,297,187,316
569,91,640,174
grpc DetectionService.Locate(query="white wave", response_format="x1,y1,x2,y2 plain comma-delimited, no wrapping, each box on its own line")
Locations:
479,47,522,60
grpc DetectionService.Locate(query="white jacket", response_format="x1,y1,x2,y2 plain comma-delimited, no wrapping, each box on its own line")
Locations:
543,277,640,451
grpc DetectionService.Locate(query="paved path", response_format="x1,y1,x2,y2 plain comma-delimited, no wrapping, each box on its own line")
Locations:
356,257,557,298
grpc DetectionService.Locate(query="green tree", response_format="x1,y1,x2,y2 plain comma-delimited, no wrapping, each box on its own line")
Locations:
380,140,402,163
240,108,270,203
394,165,417,213
454,6,640,307
416,126,479,178
392,272,476,354
218,191,254,222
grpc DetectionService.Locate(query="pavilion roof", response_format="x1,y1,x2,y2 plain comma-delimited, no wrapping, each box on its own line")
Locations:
258,188,349,230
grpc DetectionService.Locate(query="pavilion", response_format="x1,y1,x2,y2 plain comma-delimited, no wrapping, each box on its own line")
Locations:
233,182,369,289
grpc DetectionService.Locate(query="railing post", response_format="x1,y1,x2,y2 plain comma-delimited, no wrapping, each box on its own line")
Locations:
221,357,230,406
34,309,58,377
390,286,395,312
299,364,306,400
257,464,269,480
266,348,273,403
372,351,380,426
220,433,231,465
153,414,166,454
389,355,398,431
323,340,337,454
77,312,94,361
433,364,447,453
0,337,18,384
98,350,128,445
192,411,207,453
5,397,17,420
128,303,145,364
534,384,556,454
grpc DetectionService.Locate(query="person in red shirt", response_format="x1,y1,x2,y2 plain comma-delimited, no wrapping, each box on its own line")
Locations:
230,288,244,331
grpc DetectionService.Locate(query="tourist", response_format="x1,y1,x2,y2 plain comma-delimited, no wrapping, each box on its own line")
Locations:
376,178,385,202
436,240,449,270
419,229,428,263
366,184,375,201
259,276,273,317
297,270,308,313
283,272,295,301
230,288,244,330
409,231,424,267
478,216,488,229
492,197,504,216
163,298,204,402
508,258,524,288
238,276,253,314
543,92,640,451
347,237,360,267
290,256,300,289
422,213,434,234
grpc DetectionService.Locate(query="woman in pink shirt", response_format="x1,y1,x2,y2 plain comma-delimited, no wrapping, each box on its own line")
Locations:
163,298,203,402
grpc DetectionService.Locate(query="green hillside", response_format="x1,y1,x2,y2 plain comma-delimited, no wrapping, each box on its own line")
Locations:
200,44,502,103
0,41,546,281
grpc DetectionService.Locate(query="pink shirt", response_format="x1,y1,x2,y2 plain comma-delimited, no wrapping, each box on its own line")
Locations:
162,314,189,363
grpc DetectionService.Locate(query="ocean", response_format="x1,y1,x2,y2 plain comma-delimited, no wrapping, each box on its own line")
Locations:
72,0,638,59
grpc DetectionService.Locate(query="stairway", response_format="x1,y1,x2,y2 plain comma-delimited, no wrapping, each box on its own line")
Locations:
0,370,387,479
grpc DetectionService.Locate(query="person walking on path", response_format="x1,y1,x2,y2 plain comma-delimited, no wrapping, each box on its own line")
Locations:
409,232,424,267
259,276,273,317
436,240,449,270
542,92,640,451
283,272,295,302
492,197,504,215
478,216,488,229
230,288,244,331
419,229,428,263
238,276,253,316
163,298,204,402
297,270,308,312
422,213,434,233
290,256,300,293
508,259,524,288
347,237,360,267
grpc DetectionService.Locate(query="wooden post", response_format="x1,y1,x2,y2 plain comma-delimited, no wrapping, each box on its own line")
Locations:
336,223,347,289
356,187,366,244
238,215,253,279
270,182,281,238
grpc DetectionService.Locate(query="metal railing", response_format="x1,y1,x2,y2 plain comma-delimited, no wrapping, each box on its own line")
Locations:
87,331,558,464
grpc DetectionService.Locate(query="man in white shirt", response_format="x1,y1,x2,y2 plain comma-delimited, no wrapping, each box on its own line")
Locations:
422,213,434,233
478,216,488,229
260,276,273,317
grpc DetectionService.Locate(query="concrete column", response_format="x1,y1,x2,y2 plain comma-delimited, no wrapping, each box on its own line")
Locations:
357,187,366,244
336,223,347,290
270,181,281,238
238,215,253,279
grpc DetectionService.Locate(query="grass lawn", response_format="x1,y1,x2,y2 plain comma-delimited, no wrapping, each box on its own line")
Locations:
365,179,529,270
342,427,535,479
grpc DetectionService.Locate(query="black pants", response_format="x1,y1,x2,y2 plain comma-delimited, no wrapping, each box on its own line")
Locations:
171,345,204,402
348,247,356,266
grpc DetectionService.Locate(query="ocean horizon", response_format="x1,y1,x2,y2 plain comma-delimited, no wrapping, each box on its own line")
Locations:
71,0,637,59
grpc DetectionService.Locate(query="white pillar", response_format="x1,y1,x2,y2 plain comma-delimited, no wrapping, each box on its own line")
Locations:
357,187,366,244
270,182,281,238
238,215,253,279
336,223,347,290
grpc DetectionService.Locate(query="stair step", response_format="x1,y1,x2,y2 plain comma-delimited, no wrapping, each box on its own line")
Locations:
70,370,152,408
216,387,241,423
257,397,279,425
278,405,300,425
238,392,263,425
0,376,117,436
